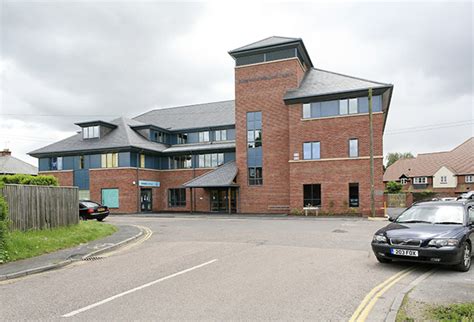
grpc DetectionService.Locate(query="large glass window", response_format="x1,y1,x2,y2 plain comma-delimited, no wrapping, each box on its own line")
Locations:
214,130,227,141
176,133,187,144
82,126,100,139
50,157,63,170
247,111,263,185
198,131,210,142
198,153,224,168
101,153,118,168
302,95,383,119
168,188,186,207
248,167,263,186
170,155,192,169
349,183,359,207
303,142,320,160
349,139,359,158
303,184,321,207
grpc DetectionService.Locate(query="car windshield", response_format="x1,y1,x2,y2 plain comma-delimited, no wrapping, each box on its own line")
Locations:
396,205,464,224
81,201,99,208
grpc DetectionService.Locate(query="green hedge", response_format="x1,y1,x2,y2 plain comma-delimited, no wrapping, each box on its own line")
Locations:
0,182,9,263
0,174,59,186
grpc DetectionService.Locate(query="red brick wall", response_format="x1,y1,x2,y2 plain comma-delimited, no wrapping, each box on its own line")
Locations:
39,171,73,186
234,58,306,213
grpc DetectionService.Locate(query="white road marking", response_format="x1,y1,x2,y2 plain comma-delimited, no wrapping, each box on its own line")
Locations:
62,259,218,318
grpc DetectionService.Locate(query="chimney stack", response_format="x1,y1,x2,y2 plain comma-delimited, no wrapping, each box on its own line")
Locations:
0,149,11,156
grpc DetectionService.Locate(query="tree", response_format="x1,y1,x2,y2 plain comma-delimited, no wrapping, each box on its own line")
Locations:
386,181,403,193
385,152,414,168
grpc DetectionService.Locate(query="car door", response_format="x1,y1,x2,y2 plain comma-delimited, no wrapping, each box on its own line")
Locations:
468,206,474,244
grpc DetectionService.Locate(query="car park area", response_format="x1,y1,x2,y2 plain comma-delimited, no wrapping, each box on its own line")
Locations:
1,215,472,320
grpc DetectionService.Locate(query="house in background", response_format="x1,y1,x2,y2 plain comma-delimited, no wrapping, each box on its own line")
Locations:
0,149,38,175
384,137,474,196
29,36,393,215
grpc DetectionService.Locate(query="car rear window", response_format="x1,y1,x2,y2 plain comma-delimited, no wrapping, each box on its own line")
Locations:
81,201,99,208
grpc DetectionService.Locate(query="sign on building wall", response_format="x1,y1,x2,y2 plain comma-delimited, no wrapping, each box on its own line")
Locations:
139,180,161,187
102,188,119,208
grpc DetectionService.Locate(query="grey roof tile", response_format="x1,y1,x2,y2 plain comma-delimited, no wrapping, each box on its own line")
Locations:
29,117,168,156
229,36,301,53
133,100,235,131
0,156,38,175
183,161,238,188
284,68,392,101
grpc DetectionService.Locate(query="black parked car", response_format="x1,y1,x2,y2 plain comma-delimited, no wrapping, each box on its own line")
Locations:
79,200,109,221
372,200,474,272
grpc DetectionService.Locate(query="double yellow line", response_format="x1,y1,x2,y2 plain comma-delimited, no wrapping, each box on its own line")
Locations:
349,266,416,322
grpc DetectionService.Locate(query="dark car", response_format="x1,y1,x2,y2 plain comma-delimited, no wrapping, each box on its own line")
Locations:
79,200,109,221
372,200,474,272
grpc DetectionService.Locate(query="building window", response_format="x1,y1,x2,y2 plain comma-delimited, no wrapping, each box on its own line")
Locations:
247,111,263,185
177,133,187,144
349,183,359,207
198,153,224,168
466,175,474,183
50,157,63,170
82,126,100,139
303,142,320,160
102,188,119,208
413,177,428,184
214,130,227,141
152,131,169,144
440,176,447,184
168,188,186,207
101,153,118,168
79,156,85,169
198,131,210,142
170,155,192,169
349,139,359,157
248,167,263,186
400,178,408,185
302,95,382,119
303,184,321,207
139,154,145,168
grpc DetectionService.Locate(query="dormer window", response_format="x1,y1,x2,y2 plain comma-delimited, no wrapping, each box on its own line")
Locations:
82,126,100,139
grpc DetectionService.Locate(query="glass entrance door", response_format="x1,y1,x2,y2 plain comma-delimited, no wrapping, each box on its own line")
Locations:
140,189,152,212
210,188,237,213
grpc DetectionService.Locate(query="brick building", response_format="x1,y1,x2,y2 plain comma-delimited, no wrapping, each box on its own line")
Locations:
384,137,474,196
30,36,393,215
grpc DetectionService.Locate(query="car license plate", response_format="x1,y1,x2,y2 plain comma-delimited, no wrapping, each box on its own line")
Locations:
98,208,105,212
390,249,418,257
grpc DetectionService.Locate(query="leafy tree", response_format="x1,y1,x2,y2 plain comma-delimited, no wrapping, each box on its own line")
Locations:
385,152,414,168
386,181,403,193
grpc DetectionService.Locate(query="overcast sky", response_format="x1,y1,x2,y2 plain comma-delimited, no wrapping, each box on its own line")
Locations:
1,0,473,166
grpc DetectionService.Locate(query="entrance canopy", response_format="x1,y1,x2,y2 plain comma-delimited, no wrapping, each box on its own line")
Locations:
182,161,238,188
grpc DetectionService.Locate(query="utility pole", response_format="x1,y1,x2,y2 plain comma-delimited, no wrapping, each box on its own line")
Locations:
368,88,375,217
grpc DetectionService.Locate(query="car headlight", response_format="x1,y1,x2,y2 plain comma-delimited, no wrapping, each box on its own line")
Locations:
428,239,459,248
373,234,388,243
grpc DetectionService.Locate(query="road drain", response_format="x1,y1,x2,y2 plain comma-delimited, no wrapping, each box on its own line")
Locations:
83,256,105,261
332,229,348,233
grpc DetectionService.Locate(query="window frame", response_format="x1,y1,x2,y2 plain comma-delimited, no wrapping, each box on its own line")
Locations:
303,184,321,207
168,188,186,207
349,183,359,208
303,141,321,160
349,138,359,158
413,177,428,184
466,175,474,183
440,175,447,184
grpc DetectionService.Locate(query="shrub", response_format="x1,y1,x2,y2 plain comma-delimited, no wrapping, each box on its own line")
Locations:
386,181,403,193
290,208,303,216
0,181,9,263
0,174,58,186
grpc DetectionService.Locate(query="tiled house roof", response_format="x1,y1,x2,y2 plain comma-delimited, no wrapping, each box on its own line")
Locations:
383,137,474,181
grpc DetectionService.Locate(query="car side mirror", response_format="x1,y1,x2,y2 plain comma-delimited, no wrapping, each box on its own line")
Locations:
388,217,395,222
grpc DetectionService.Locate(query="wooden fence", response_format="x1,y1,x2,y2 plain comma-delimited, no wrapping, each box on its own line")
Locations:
0,184,79,231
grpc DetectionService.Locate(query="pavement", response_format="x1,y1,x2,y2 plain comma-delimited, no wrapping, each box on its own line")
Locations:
0,214,471,321
0,224,143,280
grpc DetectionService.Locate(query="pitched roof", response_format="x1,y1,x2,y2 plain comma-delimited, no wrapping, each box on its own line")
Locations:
0,155,38,175
29,117,168,156
133,100,235,131
229,36,301,53
182,161,238,188
284,68,392,102
383,137,474,181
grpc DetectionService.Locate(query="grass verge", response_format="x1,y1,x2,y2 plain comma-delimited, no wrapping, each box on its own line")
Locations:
428,302,474,322
4,221,117,263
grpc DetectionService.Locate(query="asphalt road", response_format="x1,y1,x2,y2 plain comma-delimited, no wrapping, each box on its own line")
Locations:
0,215,448,320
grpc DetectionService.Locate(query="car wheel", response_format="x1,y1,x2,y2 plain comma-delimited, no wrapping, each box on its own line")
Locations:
455,242,471,272
376,256,392,264
97,217,104,222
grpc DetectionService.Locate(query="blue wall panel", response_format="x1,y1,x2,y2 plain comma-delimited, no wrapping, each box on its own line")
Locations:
74,169,90,190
